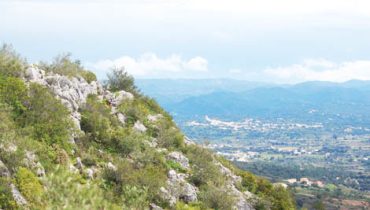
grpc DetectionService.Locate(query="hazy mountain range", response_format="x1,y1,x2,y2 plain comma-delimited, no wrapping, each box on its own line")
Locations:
137,79,370,122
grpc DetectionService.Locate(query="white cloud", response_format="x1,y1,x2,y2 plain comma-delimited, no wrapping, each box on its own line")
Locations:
89,53,208,79
263,59,370,84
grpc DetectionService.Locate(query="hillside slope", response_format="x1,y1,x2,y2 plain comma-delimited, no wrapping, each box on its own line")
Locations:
0,46,295,210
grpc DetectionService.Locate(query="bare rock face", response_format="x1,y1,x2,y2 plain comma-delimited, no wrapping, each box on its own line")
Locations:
84,168,94,179
76,157,84,170
160,169,198,206
106,162,117,171
215,162,255,210
25,67,103,129
104,90,134,107
148,114,162,122
11,184,28,206
150,203,164,210
216,162,242,185
0,160,28,207
167,151,190,170
133,121,147,132
116,113,126,125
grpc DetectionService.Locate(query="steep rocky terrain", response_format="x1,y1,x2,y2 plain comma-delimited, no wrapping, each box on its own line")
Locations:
0,46,295,209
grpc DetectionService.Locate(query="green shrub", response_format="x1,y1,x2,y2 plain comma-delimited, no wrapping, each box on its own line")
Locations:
106,67,137,93
15,167,44,208
240,171,258,193
118,99,150,126
186,146,224,187
0,44,26,78
122,185,149,209
103,160,166,203
80,94,114,144
111,128,143,156
270,186,296,210
39,53,97,83
176,201,203,210
44,168,120,209
166,160,187,173
21,83,74,149
0,103,16,139
0,76,28,117
198,184,235,210
0,178,17,210
155,119,184,149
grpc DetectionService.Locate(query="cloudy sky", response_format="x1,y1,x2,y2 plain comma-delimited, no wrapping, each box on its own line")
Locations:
1,0,370,83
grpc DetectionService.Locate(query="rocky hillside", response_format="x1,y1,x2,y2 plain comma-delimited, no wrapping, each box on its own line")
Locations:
0,45,295,210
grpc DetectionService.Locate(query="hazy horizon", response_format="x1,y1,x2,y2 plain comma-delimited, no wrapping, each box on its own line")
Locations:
2,0,370,83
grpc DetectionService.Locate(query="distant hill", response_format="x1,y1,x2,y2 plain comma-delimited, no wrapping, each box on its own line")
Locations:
136,79,268,105
138,79,370,122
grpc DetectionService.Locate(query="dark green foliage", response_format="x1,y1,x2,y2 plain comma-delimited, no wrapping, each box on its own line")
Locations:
39,53,97,83
21,84,74,149
106,67,137,93
0,76,28,117
80,94,114,144
270,186,296,210
313,200,326,210
0,44,26,78
0,103,16,138
111,128,144,156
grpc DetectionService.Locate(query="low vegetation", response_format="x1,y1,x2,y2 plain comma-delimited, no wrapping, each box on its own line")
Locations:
39,53,97,83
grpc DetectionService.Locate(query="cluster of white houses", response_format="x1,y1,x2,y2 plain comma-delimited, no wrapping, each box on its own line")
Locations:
285,178,325,188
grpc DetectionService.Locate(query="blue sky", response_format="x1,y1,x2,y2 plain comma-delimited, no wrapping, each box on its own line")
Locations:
1,0,370,83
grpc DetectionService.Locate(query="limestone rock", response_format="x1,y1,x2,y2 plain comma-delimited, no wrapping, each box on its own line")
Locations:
148,114,162,122
216,162,242,185
133,121,147,132
104,90,134,107
69,164,79,173
167,151,190,170
76,157,84,170
107,162,117,171
24,151,45,177
25,67,103,129
117,113,126,125
11,184,28,206
85,168,94,179
160,169,198,206
150,203,163,210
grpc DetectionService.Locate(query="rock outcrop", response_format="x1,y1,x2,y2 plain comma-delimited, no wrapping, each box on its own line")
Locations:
160,169,198,206
21,66,255,210
0,159,28,207
167,151,190,170
25,67,103,129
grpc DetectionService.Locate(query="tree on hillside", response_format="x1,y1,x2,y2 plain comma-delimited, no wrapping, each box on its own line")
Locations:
106,67,137,93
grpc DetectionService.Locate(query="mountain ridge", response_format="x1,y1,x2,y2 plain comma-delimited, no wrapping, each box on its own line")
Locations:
0,47,295,209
